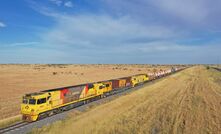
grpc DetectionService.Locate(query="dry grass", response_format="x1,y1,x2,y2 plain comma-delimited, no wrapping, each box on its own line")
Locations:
31,66,221,134
0,115,21,129
0,64,175,120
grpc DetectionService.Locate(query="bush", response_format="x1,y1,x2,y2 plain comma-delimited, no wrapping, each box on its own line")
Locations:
53,72,57,75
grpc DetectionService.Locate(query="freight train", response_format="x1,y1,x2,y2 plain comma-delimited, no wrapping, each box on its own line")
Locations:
21,67,180,122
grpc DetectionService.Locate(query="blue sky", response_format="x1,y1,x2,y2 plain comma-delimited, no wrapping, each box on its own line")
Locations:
0,0,221,64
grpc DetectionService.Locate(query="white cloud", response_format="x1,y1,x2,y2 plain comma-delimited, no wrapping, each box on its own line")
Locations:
138,42,190,52
25,1,221,64
40,13,221,64
150,0,210,23
104,0,221,28
64,1,73,8
49,0,63,6
49,0,73,8
1,42,39,47
0,21,6,28
42,14,180,49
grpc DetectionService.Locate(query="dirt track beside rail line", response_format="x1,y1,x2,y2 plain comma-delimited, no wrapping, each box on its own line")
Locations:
32,66,221,134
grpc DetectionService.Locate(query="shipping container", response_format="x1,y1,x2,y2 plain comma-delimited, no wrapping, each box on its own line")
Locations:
119,79,126,88
112,79,120,89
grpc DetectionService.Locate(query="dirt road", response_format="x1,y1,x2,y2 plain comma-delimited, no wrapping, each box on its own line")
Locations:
32,66,221,134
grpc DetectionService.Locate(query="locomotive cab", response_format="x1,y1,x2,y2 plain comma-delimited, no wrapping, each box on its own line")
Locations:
21,92,51,121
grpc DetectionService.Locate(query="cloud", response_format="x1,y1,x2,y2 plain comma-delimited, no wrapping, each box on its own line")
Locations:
1,42,39,48
49,0,73,8
0,21,6,28
64,1,73,8
37,12,220,64
49,0,62,6
149,0,210,23
42,14,180,49
0,45,69,64
22,0,221,64
103,0,221,29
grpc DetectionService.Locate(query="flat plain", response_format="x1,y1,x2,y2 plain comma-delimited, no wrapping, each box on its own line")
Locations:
0,64,173,120
31,66,221,134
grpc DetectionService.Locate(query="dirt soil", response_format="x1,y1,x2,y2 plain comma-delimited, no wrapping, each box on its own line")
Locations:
0,64,173,119
32,66,221,134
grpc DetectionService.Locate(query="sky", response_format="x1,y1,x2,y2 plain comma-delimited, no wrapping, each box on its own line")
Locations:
0,0,221,64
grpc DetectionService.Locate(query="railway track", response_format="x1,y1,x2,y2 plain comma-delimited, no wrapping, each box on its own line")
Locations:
0,121,29,134
213,67,221,72
0,69,185,134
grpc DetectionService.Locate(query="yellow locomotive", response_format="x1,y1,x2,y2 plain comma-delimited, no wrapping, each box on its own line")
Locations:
21,74,149,121
131,74,148,87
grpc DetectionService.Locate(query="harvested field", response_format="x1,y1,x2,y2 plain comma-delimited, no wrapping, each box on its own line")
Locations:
32,66,221,134
0,64,175,119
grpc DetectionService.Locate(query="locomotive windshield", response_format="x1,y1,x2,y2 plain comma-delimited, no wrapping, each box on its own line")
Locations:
29,99,36,105
22,98,36,104
22,99,28,104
